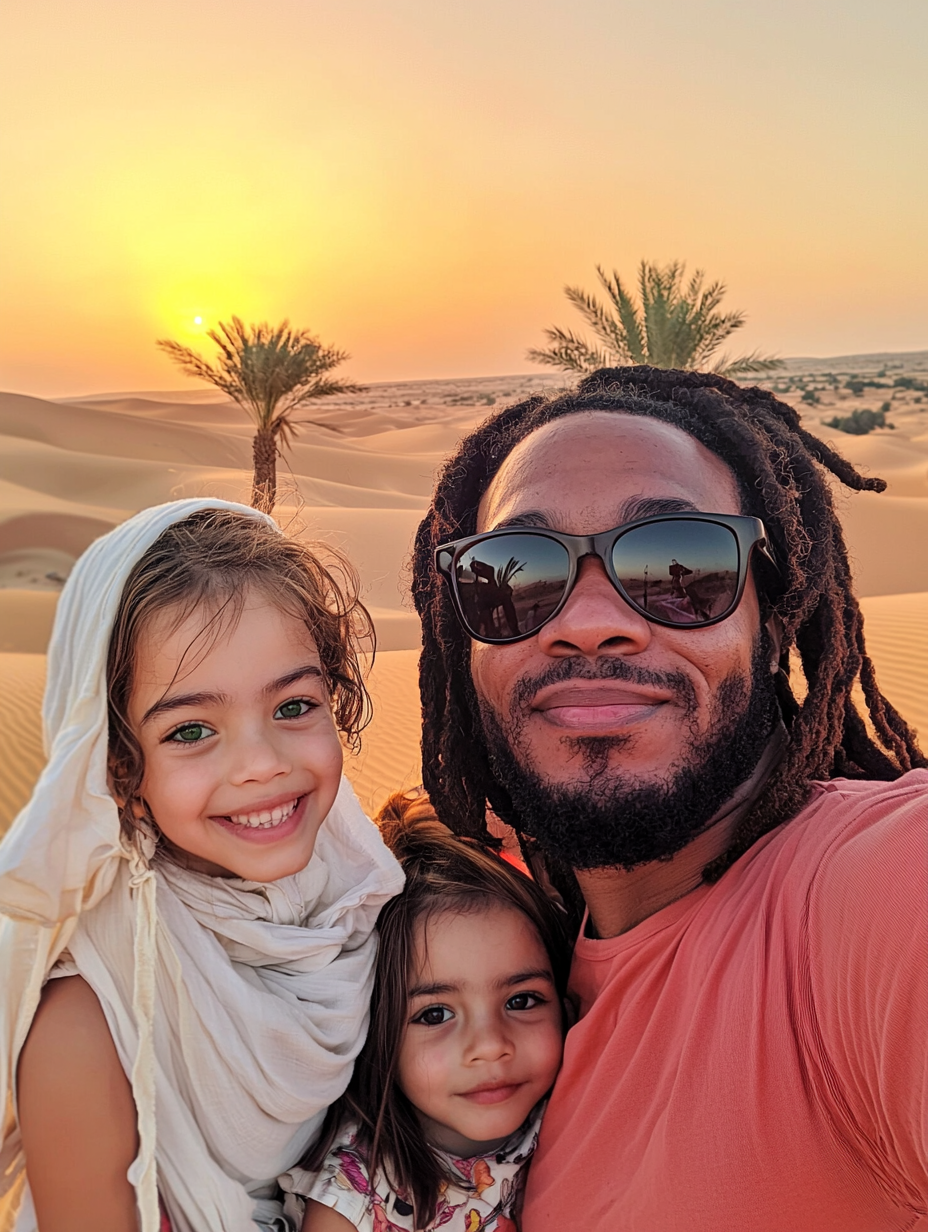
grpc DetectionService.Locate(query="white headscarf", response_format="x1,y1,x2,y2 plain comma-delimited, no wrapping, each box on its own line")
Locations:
0,499,404,1232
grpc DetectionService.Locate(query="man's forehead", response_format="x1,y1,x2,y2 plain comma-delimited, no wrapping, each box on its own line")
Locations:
477,411,742,533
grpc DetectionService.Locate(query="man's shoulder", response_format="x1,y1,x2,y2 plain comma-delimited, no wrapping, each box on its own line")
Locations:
732,768,928,926
791,768,928,939
807,766,928,811
787,767,928,859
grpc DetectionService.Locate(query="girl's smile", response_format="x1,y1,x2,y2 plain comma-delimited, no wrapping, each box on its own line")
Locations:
128,589,344,881
212,792,306,840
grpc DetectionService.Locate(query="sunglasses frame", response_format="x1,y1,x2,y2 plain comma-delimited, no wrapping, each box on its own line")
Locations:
435,512,777,645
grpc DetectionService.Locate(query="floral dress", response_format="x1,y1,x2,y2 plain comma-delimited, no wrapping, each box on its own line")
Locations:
280,1107,543,1232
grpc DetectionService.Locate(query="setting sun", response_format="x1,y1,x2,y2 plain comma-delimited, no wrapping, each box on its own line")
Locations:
0,0,925,398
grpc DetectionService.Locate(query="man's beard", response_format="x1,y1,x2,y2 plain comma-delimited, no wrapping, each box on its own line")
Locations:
478,636,781,872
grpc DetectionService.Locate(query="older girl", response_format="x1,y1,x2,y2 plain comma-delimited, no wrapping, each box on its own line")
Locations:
0,500,403,1232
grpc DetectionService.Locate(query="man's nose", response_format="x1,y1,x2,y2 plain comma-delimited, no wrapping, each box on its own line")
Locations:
536,554,653,658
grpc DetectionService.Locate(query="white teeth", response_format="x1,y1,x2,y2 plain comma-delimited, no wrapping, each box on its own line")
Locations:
226,798,300,830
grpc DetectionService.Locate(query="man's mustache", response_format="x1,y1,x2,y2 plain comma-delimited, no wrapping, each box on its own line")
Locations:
510,655,697,719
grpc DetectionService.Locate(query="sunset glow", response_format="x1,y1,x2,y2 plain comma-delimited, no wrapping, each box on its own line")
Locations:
1,0,925,395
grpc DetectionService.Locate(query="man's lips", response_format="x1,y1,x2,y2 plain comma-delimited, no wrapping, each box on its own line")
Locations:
531,682,671,731
458,1081,524,1106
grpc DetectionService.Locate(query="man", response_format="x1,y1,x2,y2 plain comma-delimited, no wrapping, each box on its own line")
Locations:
411,367,927,1231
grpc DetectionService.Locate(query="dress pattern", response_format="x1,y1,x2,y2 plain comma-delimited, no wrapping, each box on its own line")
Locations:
280,1108,543,1232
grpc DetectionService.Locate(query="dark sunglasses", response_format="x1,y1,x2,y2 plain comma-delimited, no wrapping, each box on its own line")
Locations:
435,512,776,645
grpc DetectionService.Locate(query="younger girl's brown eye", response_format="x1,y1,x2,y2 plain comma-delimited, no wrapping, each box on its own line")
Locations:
506,991,544,1012
412,1005,454,1027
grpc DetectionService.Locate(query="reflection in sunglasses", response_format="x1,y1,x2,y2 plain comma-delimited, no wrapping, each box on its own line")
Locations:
621,558,737,624
456,554,529,638
447,518,751,640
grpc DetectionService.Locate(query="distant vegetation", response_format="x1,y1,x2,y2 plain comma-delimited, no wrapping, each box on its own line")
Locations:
527,259,784,378
824,408,895,435
157,317,361,513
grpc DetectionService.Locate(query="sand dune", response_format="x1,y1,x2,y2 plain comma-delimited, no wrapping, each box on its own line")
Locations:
1,365,926,837
0,653,45,831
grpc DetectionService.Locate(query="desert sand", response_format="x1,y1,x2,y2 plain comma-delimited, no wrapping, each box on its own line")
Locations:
1,358,927,835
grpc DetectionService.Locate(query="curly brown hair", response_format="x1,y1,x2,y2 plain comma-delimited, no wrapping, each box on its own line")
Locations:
106,507,373,841
411,366,926,891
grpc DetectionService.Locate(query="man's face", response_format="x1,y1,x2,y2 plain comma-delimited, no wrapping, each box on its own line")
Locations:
469,412,780,869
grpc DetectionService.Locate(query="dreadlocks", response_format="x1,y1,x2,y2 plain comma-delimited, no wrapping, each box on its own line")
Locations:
412,365,926,887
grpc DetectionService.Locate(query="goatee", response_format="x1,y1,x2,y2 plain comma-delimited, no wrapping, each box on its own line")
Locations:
479,636,781,871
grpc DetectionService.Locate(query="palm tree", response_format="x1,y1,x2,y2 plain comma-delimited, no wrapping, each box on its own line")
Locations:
157,316,362,513
527,260,783,379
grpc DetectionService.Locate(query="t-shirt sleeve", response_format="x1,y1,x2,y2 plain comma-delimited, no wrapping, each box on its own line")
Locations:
279,1142,376,1232
808,782,928,1210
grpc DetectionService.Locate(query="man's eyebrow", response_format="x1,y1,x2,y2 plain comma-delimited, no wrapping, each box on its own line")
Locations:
618,496,701,522
141,690,228,727
492,510,554,530
494,967,555,990
264,664,324,696
492,498,700,534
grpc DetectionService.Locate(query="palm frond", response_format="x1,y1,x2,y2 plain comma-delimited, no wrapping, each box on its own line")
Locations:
711,349,785,377
528,258,778,379
155,339,237,399
563,283,627,361
526,327,612,373
596,267,646,364
159,316,362,433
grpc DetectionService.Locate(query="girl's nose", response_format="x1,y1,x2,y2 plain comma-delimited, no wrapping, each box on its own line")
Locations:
227,725,291,785
466,1016,515,1065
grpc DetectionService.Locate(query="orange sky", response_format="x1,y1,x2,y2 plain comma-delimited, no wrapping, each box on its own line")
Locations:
1,0,926,396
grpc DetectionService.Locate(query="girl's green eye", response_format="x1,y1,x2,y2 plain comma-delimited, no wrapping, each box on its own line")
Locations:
275,699,313,720
169,723,211,744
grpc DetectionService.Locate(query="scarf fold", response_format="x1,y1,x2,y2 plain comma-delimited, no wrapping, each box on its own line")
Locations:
0,499,403,1232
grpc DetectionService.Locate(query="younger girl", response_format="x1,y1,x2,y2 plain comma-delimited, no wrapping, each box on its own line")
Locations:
282,790,569,1232
0,499,404,1232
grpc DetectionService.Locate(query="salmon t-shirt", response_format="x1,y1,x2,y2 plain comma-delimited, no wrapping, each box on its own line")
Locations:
522,771,928,1232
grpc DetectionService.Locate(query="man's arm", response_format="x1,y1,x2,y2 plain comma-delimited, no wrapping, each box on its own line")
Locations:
18,975,139,1232
810,785,928,1206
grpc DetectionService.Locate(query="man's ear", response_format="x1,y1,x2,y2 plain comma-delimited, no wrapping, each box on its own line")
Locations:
764,612,785,673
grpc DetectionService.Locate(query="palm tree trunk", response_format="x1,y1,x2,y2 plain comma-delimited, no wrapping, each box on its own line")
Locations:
251,427,277,513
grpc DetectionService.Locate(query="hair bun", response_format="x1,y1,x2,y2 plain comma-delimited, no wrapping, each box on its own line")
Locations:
374,788,453,857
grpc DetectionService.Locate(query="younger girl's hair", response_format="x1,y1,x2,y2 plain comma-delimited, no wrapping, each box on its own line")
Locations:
305,788,570,1227
106,507,374,841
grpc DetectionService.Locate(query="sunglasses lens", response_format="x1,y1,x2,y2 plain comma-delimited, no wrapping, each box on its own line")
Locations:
453,534,571,640
613,521,740,625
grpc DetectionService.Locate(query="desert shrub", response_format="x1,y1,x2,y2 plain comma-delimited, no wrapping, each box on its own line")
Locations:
824,408,894,435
